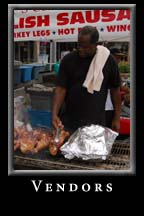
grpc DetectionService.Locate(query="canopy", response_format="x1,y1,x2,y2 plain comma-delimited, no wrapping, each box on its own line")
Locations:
14,9,130,42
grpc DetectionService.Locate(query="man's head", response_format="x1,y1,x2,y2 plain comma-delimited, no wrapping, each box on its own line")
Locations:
78,26,99,58
110,48,123,63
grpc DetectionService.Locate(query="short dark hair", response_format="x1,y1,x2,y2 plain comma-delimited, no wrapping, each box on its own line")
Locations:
78,26,99,44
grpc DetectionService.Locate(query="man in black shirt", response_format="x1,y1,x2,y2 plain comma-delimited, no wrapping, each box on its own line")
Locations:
52,26,121,134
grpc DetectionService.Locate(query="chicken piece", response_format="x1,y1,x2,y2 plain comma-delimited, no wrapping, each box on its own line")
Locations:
33,129,43,140
21,131,31,139
20,138,36,154
57,130,70,148
33,133,50,153
16,126,27,136
49,130,70,156
14,126,30,142
49,143,58,156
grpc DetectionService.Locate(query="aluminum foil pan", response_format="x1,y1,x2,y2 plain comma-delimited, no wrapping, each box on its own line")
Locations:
60,125,118,160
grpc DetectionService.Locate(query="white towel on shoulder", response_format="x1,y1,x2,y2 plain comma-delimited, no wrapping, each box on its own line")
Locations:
83,45,110,94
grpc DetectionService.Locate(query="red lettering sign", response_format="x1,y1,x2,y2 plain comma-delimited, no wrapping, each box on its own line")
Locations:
101,10,116,22
15,15,50,29
85,10,100,23
57,13,69,25
117,10,130,21
70,12,85,24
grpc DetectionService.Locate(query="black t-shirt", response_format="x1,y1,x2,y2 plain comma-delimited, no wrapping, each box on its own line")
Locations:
57,51,121,131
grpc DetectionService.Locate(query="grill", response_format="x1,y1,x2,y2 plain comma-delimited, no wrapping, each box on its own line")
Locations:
14,138,130,170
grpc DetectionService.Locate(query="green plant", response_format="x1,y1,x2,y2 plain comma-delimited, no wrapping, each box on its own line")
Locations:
118,62,130,73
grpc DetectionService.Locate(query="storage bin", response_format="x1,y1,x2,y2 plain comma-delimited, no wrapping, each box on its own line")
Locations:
27,90,54,111
28,108,52,128
20,66,33,82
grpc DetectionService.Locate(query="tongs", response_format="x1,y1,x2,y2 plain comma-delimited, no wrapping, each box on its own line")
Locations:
54,127,61,144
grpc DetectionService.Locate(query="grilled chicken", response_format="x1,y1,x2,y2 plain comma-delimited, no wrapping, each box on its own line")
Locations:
14,126,70,155
49,130,70,156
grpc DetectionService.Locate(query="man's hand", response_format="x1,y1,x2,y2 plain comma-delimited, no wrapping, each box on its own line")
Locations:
52,115,64,130
111,118,120,133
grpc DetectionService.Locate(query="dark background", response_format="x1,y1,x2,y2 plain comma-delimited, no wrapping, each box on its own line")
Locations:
1,2,143,198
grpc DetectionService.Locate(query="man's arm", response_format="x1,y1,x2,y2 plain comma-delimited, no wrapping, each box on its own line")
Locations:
52,86,67,129
110,87,121,132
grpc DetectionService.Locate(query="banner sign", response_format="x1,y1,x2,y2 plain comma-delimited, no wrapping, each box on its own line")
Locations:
14,10,130,42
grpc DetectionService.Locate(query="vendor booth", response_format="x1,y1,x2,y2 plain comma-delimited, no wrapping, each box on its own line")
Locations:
12,9,131,171
14,9,130,63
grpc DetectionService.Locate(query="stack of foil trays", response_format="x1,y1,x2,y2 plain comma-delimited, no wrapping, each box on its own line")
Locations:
60,125,118,160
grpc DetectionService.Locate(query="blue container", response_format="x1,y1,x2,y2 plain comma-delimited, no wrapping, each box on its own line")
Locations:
23,63,47,80
20,66,33,82
28,108,52,128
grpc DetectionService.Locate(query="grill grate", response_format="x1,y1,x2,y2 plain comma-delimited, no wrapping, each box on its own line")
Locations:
14,138,130,170
111,143,130,155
